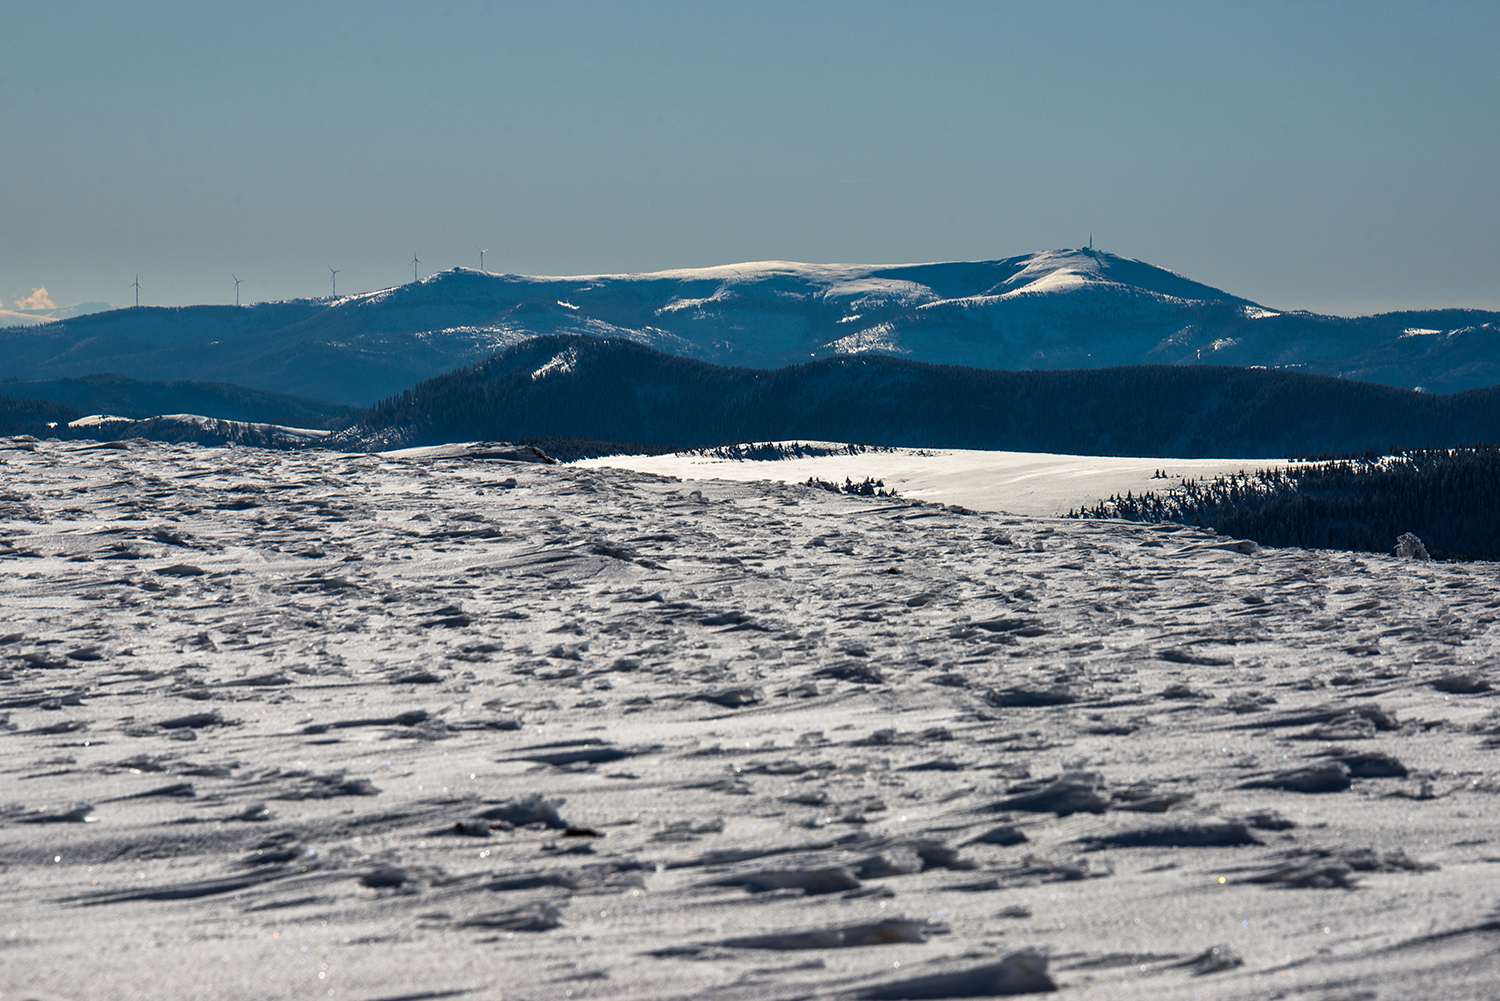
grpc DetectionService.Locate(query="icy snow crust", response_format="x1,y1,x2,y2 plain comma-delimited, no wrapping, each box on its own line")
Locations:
3,436,1499,1000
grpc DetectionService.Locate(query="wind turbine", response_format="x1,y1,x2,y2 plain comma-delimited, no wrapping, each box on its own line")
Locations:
411,252,421,283
233,275,243,307
131,275,141,307
477,247,488,273
328,266,340,297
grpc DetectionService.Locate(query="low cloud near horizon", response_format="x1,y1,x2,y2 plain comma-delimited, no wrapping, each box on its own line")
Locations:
15,288,56,310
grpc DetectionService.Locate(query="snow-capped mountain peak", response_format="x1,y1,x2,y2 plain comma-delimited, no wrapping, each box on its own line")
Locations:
994,248,1112,297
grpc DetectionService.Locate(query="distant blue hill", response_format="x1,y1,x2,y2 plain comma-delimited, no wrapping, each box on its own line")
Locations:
0,373,353,427
4,250,1498,405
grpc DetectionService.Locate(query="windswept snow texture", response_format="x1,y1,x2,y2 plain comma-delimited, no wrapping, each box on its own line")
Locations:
6,251,1500,403
3,436,1500,1000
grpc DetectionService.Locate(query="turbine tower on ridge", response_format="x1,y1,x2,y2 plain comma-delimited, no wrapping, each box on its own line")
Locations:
233,275,243,307
477,247,488,273
412,252,421,283
131,275,141,308
329,266,340,297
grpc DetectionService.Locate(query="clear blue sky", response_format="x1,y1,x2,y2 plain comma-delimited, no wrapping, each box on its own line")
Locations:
3,0,1497,316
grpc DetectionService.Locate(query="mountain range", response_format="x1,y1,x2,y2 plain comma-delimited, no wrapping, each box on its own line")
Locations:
5,250,1498,405
325,335,1500,459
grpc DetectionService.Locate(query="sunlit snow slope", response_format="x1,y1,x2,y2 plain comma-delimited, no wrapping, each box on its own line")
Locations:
575,444,1290,518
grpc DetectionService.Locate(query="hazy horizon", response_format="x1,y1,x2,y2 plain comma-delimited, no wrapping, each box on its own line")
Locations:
4,1,1497,317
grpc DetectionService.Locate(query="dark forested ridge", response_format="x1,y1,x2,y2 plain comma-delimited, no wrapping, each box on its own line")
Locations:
0,372,354,446
0,374,353,428
331,335,1500,459
0,395,82,434
0,397,332,448
1072,446,1500,561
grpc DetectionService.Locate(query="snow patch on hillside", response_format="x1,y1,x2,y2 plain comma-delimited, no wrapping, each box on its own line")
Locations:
65,412,330,444
67,414,132,427
822,323,908,356
154,414,330,438
820,277,936,306
994,249,1109,296
657,289,736,314
532,347,579,381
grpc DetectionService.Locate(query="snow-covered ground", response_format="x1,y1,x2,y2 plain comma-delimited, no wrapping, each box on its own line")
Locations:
2,436,1497,1000
577,444,1292,517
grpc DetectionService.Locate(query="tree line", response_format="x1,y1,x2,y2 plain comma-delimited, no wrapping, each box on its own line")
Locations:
1071,445,1500,560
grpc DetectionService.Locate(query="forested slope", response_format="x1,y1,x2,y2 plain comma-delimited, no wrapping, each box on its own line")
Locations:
333,335,1500,458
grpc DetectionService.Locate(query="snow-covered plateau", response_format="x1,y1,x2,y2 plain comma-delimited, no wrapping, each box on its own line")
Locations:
2,436,1498,1000
576,443,1292,518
